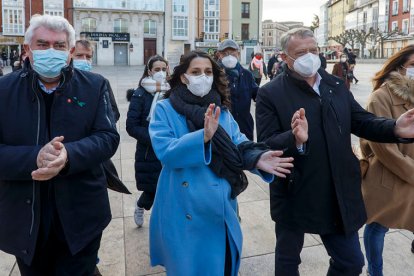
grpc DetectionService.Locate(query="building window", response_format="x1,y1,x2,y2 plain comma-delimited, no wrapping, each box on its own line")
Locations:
173,0,187,13
114,18,128,33
403,0,410,12
44,0,64,17
241,2,250,18
173,16,188,38
144,19,157,35
392,21,398,31
2,8,24,35
73,0,164,11
241,23,249,40
402,19,409,34
392,0,398,16
411,14,414,31
204,19,219,33
81,17,97,32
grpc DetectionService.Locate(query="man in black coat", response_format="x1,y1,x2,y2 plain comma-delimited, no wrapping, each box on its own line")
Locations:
0,14,119,275
217,39,258,141
256,27,414,276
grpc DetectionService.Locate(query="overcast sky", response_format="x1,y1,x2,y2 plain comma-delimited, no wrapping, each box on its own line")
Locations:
262,0,328,26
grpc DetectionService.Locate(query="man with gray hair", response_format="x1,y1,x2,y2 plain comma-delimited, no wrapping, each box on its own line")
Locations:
256,27,414,275
0,14,119,275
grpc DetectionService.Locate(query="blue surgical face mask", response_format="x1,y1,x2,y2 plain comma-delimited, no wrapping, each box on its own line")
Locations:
73,59,92,71
30,48,69,78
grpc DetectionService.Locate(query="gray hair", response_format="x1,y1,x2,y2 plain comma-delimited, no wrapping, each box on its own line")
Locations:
24,14,76,48
280,28,315,53
76,39,93,51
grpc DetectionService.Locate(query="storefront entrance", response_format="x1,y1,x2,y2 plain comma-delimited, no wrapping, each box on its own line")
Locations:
114,43,128,65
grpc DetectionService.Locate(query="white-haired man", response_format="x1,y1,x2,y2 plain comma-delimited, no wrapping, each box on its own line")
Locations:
256,27,414,275
0,14,119,275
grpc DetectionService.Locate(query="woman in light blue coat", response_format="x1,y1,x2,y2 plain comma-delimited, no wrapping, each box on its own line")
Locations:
149,51,296,276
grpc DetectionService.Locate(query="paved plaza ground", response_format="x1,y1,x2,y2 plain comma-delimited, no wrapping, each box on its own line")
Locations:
1,62,414,275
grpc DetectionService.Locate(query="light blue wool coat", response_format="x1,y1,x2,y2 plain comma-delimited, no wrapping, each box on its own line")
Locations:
148,99,273,276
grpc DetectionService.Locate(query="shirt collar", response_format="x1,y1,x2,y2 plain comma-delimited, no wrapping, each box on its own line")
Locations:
38,80,58,94
312,72,322,96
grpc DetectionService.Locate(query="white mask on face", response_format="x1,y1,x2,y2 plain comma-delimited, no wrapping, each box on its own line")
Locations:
277,57,283,62
152,71,166,83
405,67,414,79
221,55,238,69
340,57,347,63
184,73,214,97
290,53,321,78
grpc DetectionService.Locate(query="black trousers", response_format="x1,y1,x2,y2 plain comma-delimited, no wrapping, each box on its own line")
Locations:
137,191,156,210
274,223,364,276
16,231,102,276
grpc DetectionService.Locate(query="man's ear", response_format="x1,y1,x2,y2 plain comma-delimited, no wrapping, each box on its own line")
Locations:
281,53,288,62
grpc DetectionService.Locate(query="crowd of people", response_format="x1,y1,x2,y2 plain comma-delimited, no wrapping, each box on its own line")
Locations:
1,13,414,276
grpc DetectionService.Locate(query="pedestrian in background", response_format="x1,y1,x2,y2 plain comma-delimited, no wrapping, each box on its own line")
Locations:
0,14,119,275
271,53,285,79
256,27,414,276
267,51,278,80
148,50,294,275
126,55,169,228
217,39,258,141
249,52,267,86
1,51,7,66
0,58,3,76
318,47,327,69
360,45,414,276
345,47,359,84
332,53,351,89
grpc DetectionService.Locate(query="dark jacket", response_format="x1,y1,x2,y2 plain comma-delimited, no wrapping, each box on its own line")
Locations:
224,63,258,141
256,66,404,235
126,87,161,193
105,79,120,122
319,53,327,69
267,56,277,79
0,60,120,264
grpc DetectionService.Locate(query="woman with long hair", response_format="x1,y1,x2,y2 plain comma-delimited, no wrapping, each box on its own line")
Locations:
148,51,295,275
360,45,414,276
126,55,170,227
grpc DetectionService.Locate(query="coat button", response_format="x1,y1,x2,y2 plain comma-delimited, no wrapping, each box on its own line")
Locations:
26,199,31,204
182,181,189,187
22,249,28,254
185,214,192,220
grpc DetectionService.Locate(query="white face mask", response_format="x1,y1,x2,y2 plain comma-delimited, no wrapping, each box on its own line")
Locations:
221,55,238,69
277,57,283,62
290,53,321,78
152,71,166,83
405,67,414,79
184,73,214,97
340,57,347,63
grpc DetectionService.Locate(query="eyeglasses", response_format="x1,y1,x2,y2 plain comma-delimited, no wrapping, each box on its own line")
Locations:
220,51,238,58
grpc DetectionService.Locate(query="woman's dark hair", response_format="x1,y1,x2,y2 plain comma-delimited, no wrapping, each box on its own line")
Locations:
138,55,169,86
372,45,414,90
165,50,231,109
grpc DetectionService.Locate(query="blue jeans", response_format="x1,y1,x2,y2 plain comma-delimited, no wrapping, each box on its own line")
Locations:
363,222,389,276
274,224,364,276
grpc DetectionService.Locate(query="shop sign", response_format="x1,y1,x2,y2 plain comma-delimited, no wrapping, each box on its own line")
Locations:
80,32,130,42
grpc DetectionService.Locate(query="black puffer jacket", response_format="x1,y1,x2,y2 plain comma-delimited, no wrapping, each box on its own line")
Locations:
256,67,405,235
126,87,161,193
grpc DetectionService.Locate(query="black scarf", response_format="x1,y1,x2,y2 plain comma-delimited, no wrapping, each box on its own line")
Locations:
169,84,258,198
